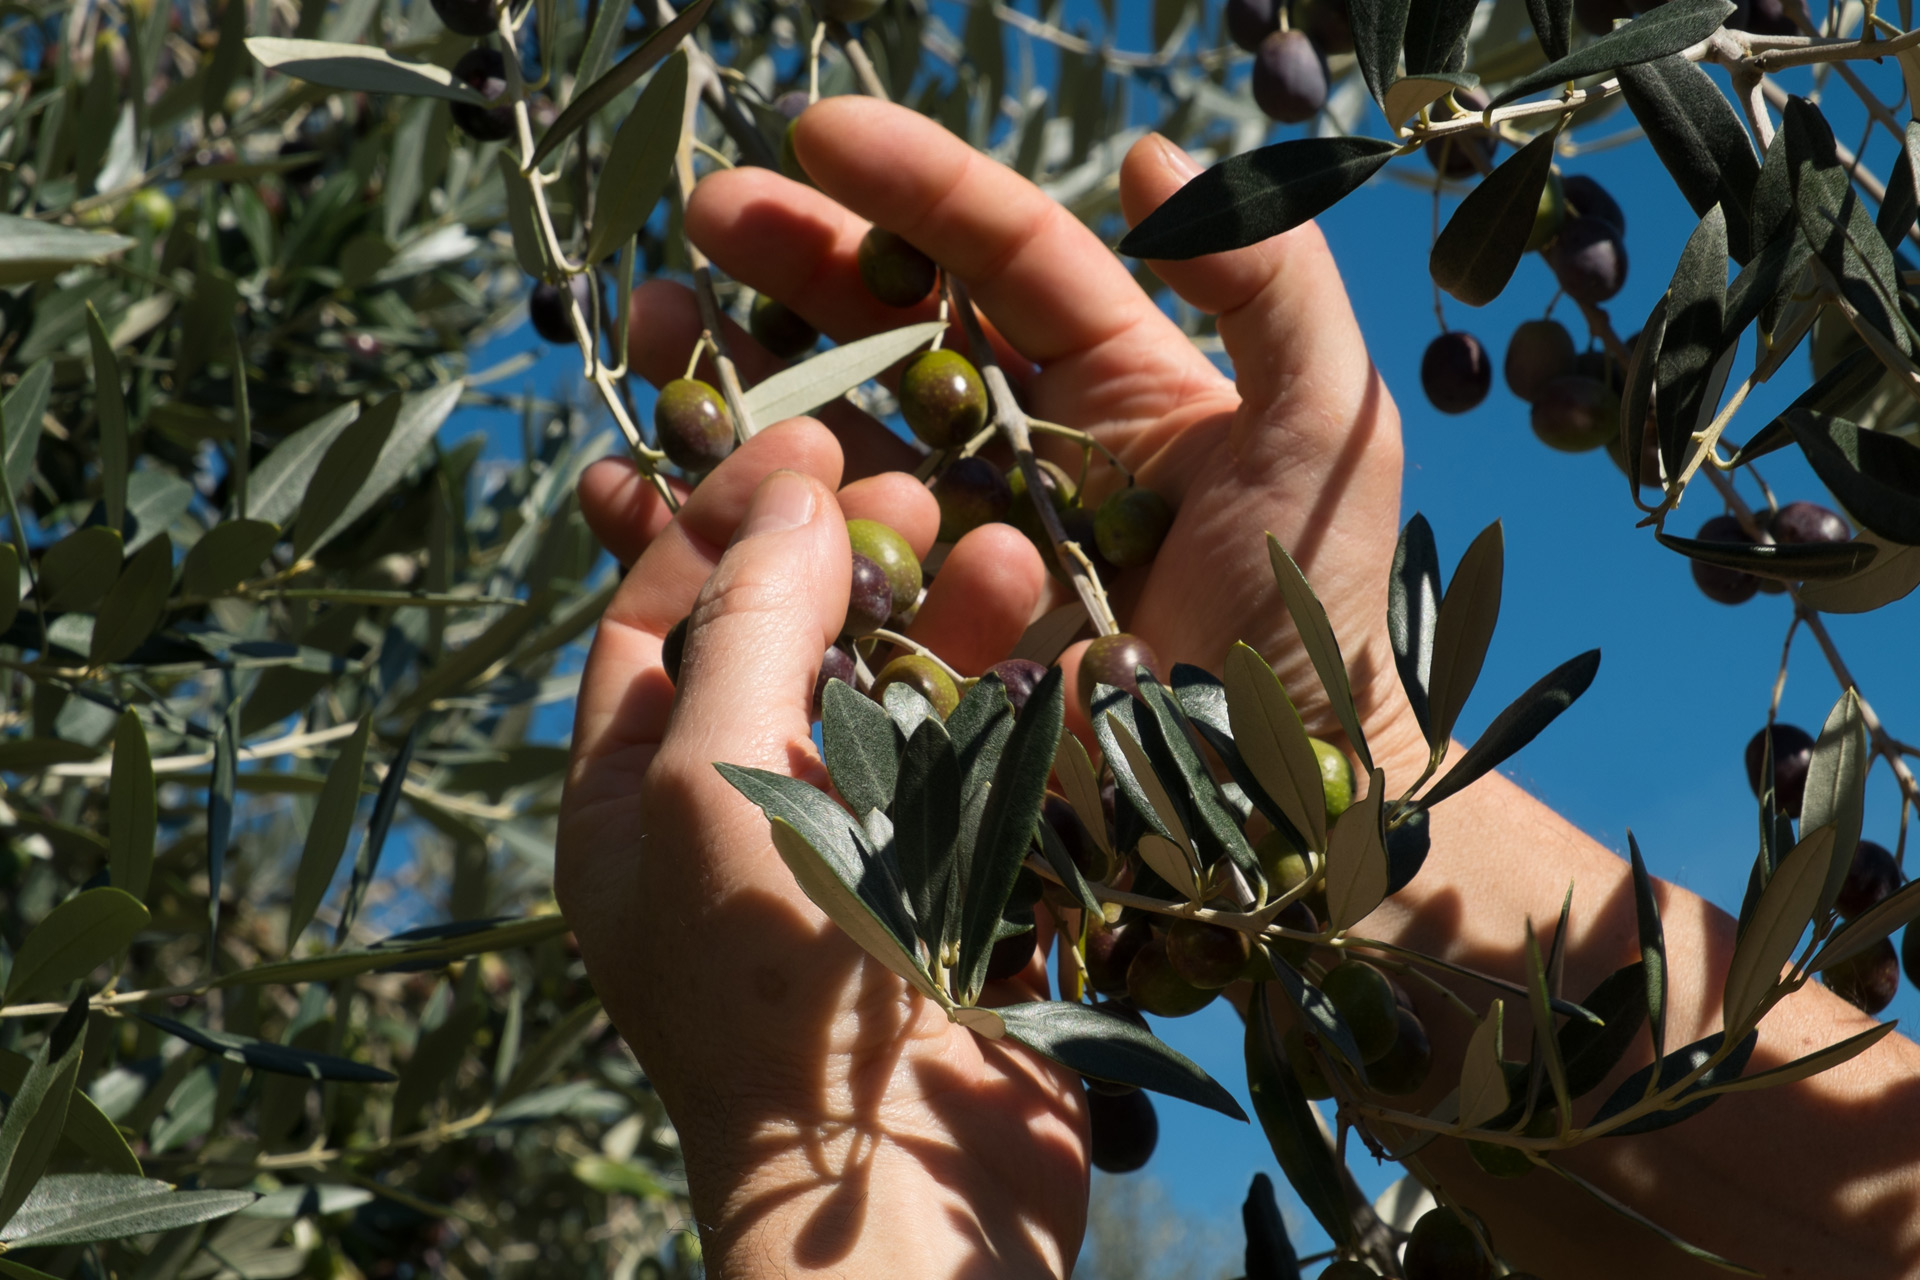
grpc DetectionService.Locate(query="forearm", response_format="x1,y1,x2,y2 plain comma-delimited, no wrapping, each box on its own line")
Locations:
1370,751,1920,1278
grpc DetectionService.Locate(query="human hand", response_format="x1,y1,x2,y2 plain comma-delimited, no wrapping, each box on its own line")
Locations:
559,96,1426,1279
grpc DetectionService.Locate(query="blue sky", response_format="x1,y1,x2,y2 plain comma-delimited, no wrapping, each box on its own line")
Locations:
442,9,1920,1268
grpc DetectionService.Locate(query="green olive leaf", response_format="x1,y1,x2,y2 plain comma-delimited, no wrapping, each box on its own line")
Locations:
1324,769,1387,931
108,710,156,904
245,38,490,104
1382,73,1477,127
1723,824,1835,1030
1266,534,1373,774
1876,120,1920,248
822,679,902,820
586,52,686,266
1783,409,1920,546
1458,999,1509,1128
1785,97,1911,358
742,322,947,428
1419,649,1600,809
1655,205,1729,481
996,1000,1246,1119
1431,129,1557,307
894,715,962,954
1803,689,1867,927
1811,876,1920,971
531,0,717,167
1655,527,1876,581
1224,642,1328,852
1246,983,1354,1247
1619,56,1760,264
1486,0,1736,108
1556,962,1648,1098
4,888,150,1005
138,1014,395,1083
1426,520,1503,751
1590,1029,1757,1137
285,717,371,950
1627,831,1669,1065
1796,532,1920,613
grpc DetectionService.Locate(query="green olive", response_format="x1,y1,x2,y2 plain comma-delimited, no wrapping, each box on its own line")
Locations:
1126,935,1218,1017
870,654,959,718
1319,960,1398,1064
1311,736,1354,821
899,349,988,449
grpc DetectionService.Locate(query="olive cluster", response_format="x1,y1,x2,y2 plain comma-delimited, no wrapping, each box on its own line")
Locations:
1311,1205,1527,1280
1742,722,1913,1016
1689,500,1852,605
1226,0,1353,124
1421,173,1630,423
432,0,527,145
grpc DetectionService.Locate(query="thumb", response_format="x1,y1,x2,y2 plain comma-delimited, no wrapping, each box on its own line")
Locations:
657,468,849,784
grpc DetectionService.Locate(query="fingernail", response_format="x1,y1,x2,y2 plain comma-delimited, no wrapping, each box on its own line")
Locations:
1154,134,1203,180
738,470,816,541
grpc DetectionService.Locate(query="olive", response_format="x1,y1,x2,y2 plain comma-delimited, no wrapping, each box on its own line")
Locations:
1824,936,1900,1015
1292,0,1354,53
812,645,856,719
844,553,894,639
1530,375,1618,453
1283,1024,1336,1099
1094,487,1173,570
1312,737,1354,822
1225,0,1282,52
985,926,1037,981
661,616,690,685
1077,632,1162,711
1837,840,1902,918
1421,332,1492,414
1057,506,1122,583
1088,1085,1159,1173
1547,216,1628,304
1504,319,1576,404
932,456,1012,542
1319,960,1398,1064
1424,89,1494,177
1691,513,1764,605
1266,899,1320,969
1251,30,1328,124
1086,917,1153,996
449,47,515,142
432,0,498,37
1364,1006,1432,1096
779,119,809,185
871,654,959,718
1006,458,1077,547
655,378,735,472
1165,918,1253,989
1257,836,1312,897
1126,935,1218,1017
1527,171,1566,251
749,295,818,360
1735,0,1797,32
1404,1207,1493,1280
1745,722,1815,817
1903,921,1920,990
528,276,592,345
1561,174,1626,236
985,657,1049,713
846,519,923,624
1770,500,1850,546
899,349,988,449
857,227,937,308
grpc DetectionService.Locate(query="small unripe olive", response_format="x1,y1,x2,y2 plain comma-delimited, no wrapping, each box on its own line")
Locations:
661,616,690,685
1746,722,1814,817
932,456,1012,542
1094,487,1173,570
1404,1207,1492,1280
1126,935,1218,1017
1319,961,1398,1063
1006,459,1077,547
1311,737,1354,822
1526,170,1566,251
1165,918,1253,989
1503,319,1576,404
779,119,810,185
857,227,937,308
1421,332,1491,415
1530,375,1618,453
1364,1006,1432,1096
749,294,818,360
1057,506,1121,584
899,349,988,449
844,553,893,639
449,48,515,142
655,378,735,472
846,519,923,623
1283,1024,1335,1099
1077,632,1162,711
1087,1085,1159,1173
1256,835,1311,895
871,654,959,718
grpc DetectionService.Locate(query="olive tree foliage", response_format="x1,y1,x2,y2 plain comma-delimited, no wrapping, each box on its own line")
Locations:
6,0,1920,1273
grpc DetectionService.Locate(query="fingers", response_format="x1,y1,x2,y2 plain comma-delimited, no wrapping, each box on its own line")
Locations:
579,457,684,568
907,524,1047,676
570,420,845,784
837,471,939,559
627,278,919,480
1117,132,1381,428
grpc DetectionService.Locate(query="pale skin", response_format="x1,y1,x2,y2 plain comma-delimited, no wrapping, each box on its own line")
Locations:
555,97,1920,1278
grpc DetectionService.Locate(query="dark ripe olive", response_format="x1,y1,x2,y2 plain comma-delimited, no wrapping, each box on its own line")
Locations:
773,90,810,120
1530,375,1618,453
844,553,893,639
1903,922,1920,990
1771,500,1851,546
1573,346,1626,393
1044,794,1110,881
1126,935,1218,1017
932,457,1012,543
528,276,592,345
986,926,1037,981
655,378,735,472
1824,936,1900,1015
1267,898,1319,968
1292,0,1354,53
1165,918,1253,989
1365,1006,1432,1096
1283,1024,1335,1099
1077,632,1162,711
1837,840,1903,918
1547,216,1628,303
431,0,498,37
1007,458,1078,547
1225,0,1282,52
1573,0,1635,33
985,657,1049,712
812,644,856,719
1692,513,1764,605
1504,319,1576,404
661,616,690,686
1094,487,1173,570
1086,917,1152,996
1404,1207,1493,1280
1561,174,1627,236
1319,960,1399,1063
1421,331,1491,414
1318,1264,1379,1280
899,349,988,449
1734,0,1797,33
749,294,818,360
857,227,937,308
1087,1085,1159,1173
846,518,923,623
813,0,886,22
1526,171,1565,252
1746,722,1815,817
1251,30,1328,124
871,654,959,718
1423,89,1494,178
1312,738,1354,821
449,48,515,142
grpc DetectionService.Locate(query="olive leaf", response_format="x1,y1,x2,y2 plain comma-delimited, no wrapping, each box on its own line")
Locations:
1810,876,1920,971
1432,128,1558,307
1729,347,1879,468
1173,664,1312,855
995,1001,1246,1119
1426,520,1503,750
1348,0,1414,107
1,360,51,501
245,38,490,104
0,997,88,1231
1117,137,1398,261
1388,514,1440,740
1782,409,1920,547
0,1175,255,1249
215,915,569,988
1267,534,1373,773
1695,1021,1896,1099
86,305,129,535
742,322,947,427
1802,689,1866,926
1619,56,1760,264
1784,97,1911,357
1876,120,1920,248
1723,824,1835,1030
1589,1030,1757,1137
1655,527,1876,581
1054,730,1110,859
531,0,717,166
1404,0,1478,75
0,1050,138,1176
1224,642,1328,852
1627,832,1669,1064
1242,1173,1300,1280
285,717,371,950
1418,649,1600,809
138,1015,396,1083
1458,999,1509,1128
1246,983,1353,1247
0,216,133,287
1556,962,1648,1097
1796,533,1920,614
1523,922,1573,1123
1105,713,1197,857
1655,205,1729,481
822,679,901,820
4,888,150,1005
894,716,962,953
1487,0,1736,108
108,710,156,904
1521,0,1572,60
1323,770,1387,931
1134,673,1260,877
585,52,687,266
1383,73,1477,127
91,533,174,665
